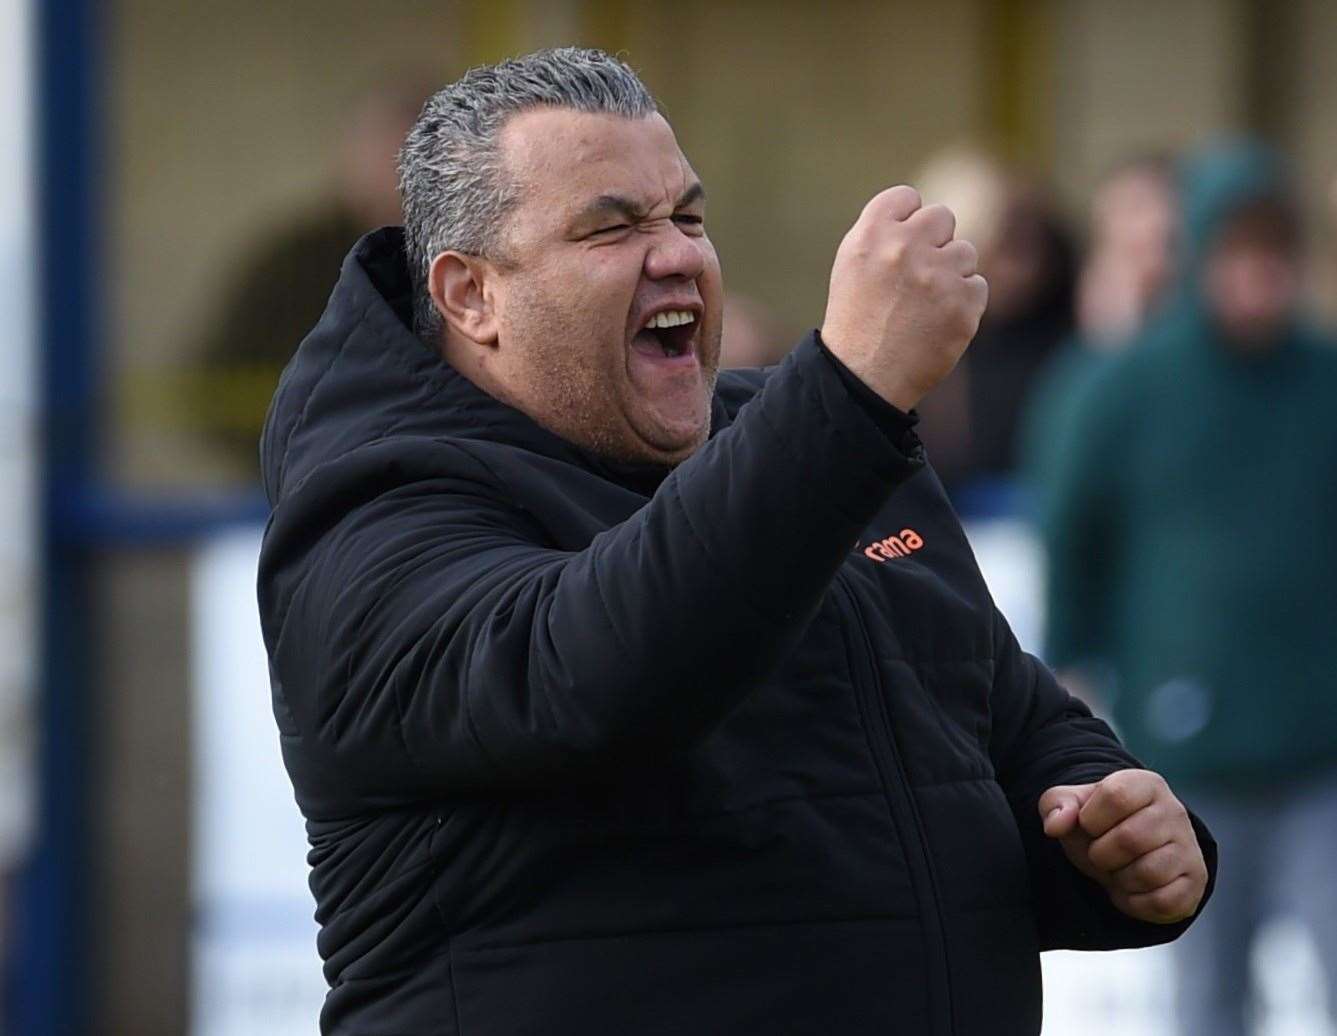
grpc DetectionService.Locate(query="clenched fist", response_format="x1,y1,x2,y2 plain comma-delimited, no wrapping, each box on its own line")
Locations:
821,185,988,411
1040,769,1208,925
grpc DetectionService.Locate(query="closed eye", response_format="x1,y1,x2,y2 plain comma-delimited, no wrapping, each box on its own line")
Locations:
673,214,704,226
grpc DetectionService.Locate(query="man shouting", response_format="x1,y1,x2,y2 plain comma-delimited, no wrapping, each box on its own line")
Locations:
258,48,1213,1036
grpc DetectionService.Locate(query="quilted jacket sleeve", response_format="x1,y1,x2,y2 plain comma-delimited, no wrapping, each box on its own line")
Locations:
259,335,922,807
987,609,1218,950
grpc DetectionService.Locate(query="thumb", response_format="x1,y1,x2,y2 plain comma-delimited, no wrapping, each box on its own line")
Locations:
1038,783,1099,838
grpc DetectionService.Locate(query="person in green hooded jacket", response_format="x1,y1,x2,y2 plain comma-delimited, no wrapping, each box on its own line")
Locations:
1039,141,1337,1034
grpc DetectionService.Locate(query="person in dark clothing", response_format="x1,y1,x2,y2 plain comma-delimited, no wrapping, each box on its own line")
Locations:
913,152,1078,504
1039,141,1337,1036
192,80,428,479
962,184,1078,476
257,49,1214,1036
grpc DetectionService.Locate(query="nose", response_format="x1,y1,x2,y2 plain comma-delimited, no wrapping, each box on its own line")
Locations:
644,223,706,282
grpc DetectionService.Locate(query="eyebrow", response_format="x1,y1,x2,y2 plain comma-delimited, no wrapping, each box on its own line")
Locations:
677,182,706,209
575,181,707,226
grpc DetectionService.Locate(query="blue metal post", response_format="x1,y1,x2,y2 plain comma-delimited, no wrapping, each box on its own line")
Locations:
9,0,102,1033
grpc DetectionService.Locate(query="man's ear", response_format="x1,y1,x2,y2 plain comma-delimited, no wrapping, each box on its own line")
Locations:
428,251,501,347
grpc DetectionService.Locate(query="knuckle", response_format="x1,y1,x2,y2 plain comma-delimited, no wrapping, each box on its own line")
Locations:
951,239,978,265
1104,768,1136,791
883,238,908,266
1102,786,1132,815
841,239,873,266
1142,853,1175,887
1112,824,1143,857
842,221,874,253
925,202,955,225
1149,886,1183,917
1144,770,1169,796
1087,841,1118,872
867,184,920,220
894,184,923,210
1103,774,1140,812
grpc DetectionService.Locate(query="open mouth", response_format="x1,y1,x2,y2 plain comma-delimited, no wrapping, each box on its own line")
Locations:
630,308,698,360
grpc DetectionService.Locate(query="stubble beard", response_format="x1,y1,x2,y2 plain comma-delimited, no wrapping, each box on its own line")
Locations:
503,288,719,466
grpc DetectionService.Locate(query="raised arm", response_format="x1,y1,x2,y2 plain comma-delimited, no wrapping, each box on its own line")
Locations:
261,336,918,801
260,183,987,807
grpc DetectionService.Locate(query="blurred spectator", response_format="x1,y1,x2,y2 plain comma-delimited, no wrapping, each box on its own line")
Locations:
1021,153,1179,520
1314,170,1337,331
192,78,430,479
1039,140,1337,1036
1076,152,1180,343
721,293,788,368
914,147,1077,501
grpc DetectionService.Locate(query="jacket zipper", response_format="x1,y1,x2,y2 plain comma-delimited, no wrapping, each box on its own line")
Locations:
836,574,955,1036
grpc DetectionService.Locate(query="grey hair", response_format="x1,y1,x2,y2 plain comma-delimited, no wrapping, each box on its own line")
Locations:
398,47,659,342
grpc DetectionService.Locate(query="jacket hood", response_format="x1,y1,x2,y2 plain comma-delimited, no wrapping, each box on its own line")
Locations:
260,227,727,506
1178,139,1291,276
1137,140,1303,356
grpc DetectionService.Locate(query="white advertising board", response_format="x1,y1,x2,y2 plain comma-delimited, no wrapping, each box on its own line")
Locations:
0,0,37,878
190,527,324,1036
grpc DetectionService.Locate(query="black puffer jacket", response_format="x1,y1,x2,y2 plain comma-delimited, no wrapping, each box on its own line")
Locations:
258,229,1214,1035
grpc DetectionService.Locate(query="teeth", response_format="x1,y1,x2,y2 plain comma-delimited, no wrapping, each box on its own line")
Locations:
644,309,696,330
